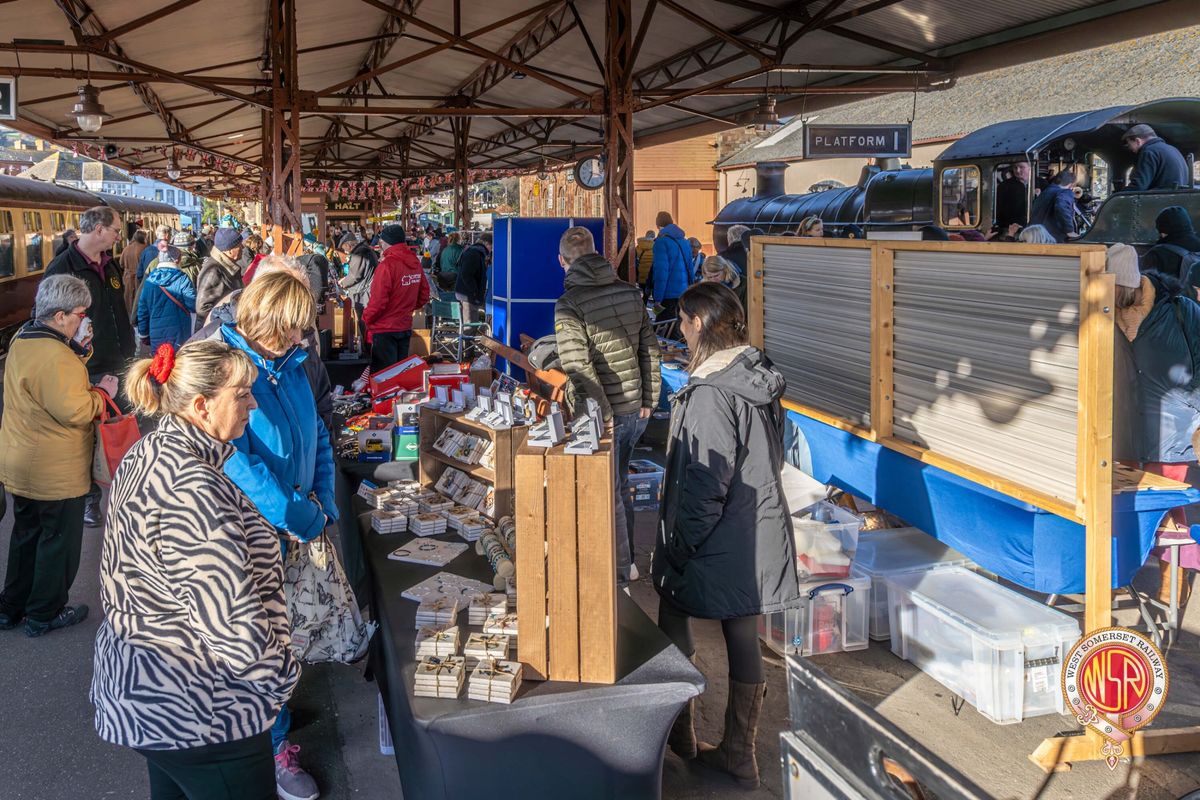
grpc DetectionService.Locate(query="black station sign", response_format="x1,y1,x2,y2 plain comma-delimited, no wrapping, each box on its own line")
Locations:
803,124,912,159
0,78,15,121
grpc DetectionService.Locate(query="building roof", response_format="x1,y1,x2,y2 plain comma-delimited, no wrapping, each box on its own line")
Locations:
18,151,134,184
0,147,37,165
718,25,1200,169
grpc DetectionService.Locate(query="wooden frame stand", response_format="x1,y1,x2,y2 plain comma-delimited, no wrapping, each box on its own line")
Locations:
514,440,618,684
418,406,526,521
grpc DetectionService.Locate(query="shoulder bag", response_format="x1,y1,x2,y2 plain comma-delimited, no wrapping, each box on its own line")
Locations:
283,532,377,663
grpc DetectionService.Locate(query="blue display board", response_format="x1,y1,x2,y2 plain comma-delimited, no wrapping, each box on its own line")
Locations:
488,217,606,377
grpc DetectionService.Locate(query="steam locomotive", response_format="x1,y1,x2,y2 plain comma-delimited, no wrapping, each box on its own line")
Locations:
713,98,1200,249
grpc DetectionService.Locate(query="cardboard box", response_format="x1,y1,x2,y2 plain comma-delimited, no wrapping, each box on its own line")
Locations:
358,429,393,462
369,356,428,399
393,426,419,461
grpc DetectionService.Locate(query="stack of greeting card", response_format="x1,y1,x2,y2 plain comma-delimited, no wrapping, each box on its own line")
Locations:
415,625,460,659
414,596,459,628
463,633,511,666
467,593,508,625
370,510,408,534
414,656,466,699
468,658,523,704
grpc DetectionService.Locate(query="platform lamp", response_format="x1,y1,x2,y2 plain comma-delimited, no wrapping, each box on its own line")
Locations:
166,151,182,180
68,53,111,133
752,95,781,131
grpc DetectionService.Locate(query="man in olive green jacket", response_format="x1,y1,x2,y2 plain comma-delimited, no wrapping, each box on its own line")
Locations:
554,226,661,583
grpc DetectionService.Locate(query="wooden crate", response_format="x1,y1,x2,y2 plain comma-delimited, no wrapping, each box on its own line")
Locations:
514,441,617,684
418,406,526,520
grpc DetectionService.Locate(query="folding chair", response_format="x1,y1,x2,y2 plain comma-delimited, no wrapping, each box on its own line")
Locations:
430,297,488,361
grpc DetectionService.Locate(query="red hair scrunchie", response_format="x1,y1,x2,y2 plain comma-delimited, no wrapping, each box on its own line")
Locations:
148,342,176,384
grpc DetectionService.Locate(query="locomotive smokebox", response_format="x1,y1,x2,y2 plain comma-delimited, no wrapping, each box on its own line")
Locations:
755,161,787,197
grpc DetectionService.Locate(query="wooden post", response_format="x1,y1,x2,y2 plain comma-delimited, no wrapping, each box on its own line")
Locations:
871,245,894,440
748,238,765,349
1077,254,1115,633
514,443,549,681
603,0,634,281
575,441,617,684
545,446,580,681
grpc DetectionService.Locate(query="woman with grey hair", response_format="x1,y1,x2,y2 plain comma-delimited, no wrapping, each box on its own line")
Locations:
1018,224,1056,245
0,275,118,637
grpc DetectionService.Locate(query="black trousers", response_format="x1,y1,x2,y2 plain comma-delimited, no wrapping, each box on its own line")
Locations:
370,330,412,373
0,494,86,623
657,597,765,684
659,298,681,341
137,731,276,800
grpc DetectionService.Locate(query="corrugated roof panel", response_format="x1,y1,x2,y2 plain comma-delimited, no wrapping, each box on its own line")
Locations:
890,249,1080,502
762,242,873,426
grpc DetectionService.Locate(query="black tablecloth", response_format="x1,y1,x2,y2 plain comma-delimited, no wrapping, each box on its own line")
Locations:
334,458,419,602
355,498,706,800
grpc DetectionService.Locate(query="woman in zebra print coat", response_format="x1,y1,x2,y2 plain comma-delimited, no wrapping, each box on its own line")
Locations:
92,340,299,800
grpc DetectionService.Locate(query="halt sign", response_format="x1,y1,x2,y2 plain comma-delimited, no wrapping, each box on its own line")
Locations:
0,77,15,121
803,123,911,159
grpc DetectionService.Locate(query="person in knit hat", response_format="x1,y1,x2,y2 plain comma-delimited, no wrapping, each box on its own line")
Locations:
195,227,245,327
136,245,196,350
362,224,429,371
1110,239,1200,606
1140,206,1200,280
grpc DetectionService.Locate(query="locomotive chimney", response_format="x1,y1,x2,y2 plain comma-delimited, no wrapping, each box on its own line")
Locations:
755,161,787,197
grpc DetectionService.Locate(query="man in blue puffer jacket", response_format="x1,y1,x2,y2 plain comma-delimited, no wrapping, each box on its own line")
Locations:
651,211,693,338
136,245,196,349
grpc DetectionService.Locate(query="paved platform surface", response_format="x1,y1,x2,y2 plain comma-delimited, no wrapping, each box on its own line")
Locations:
1,480,1197,799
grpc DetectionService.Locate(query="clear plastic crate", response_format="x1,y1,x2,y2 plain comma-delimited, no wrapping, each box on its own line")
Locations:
850,528,974,640
792,499,862,579
759,576,870,658
886,567,1079,725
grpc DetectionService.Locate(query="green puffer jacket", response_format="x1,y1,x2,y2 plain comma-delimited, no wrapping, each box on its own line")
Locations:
554,252,662,421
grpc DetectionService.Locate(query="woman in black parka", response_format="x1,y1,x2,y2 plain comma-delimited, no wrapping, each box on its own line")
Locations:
651,282,800,789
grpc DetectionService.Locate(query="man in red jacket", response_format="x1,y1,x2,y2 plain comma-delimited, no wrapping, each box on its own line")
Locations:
363,224,431,372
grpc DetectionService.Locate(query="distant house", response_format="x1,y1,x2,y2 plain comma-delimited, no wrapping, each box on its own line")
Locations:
716,25,1200,207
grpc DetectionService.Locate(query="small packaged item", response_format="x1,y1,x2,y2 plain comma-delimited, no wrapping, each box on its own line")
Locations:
415,625,460,659
415,595,459,628
463,632,511,665
482,612,518,638
413,656,466,699
410,512,449,537
468,658,523,704
370,510,408,534
467,593,508,626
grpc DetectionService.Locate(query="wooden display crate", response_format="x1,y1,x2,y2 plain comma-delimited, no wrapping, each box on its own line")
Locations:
418,406,526,520
514,441,617,684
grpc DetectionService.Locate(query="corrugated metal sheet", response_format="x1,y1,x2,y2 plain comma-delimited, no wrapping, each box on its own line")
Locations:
762,243,872,425
890,250,1080,501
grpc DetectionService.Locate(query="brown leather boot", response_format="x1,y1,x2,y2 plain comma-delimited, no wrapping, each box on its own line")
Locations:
695,680,766,789
668,698,697,759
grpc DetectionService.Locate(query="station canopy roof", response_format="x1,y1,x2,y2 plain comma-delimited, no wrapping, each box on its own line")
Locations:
0,0,1179,197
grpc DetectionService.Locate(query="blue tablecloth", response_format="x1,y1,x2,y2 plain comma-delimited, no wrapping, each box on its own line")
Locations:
658,363,689,410
785,411,1200,594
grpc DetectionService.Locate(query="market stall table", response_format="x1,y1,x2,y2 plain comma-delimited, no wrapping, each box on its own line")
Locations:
335,455,418,601
355,498,705,800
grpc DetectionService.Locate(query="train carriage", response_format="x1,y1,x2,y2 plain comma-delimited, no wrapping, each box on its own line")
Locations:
0,173,178,355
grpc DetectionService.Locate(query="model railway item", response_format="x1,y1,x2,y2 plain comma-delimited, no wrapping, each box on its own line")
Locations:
467,593,508,626
526,403,566,448
415,625,460,659
468,658,523,704
852,528,974,640
402,572,495,605
792,500,863,579
887,567,1079,725
388,538,467,568
563,398,602,455
760,576,870,658
514,440,617,683
371,510,408,534
414,595,460,628
463,632,511,665
414,656,466,699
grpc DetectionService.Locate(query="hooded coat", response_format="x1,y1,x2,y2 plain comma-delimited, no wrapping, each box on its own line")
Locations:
1029,184,1077,242
195,250,244,325
1123,272,1200,463
216,324,338,544
635,236,655,286
651,223,693,302
137,264,196,349
363,242,431,339
1141,206,1200,280
553,252,661,421
651,346,800,619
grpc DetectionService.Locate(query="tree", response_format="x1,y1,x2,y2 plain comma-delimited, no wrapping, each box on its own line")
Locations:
201,198,221,225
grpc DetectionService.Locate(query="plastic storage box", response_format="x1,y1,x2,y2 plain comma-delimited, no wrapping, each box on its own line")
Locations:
886,567,1080,725
792,500,862,579
759,576,870,658
851,528,974,640
626,459,665,510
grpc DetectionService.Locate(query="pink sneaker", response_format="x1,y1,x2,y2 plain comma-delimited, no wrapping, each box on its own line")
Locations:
274,742,319,800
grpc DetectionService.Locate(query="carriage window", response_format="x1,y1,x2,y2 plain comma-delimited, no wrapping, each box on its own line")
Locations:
940,166,979,228
0,211,14,279
50,212,69,257
22,211,45,274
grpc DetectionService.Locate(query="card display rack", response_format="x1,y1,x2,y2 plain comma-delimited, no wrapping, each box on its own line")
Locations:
419,405,527,521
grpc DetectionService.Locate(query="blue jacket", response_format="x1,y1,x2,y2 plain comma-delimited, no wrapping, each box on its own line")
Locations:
137,266,195,349
137,242,162,281
652,224,692,302
1029,184,1076,242
218,324,338,545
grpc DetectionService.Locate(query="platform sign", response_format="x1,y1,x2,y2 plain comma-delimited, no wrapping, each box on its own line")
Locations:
803,123,911,159
0,77,15,121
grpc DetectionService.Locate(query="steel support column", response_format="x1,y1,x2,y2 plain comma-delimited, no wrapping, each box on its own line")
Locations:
267,0,302,251
604,0,634,281
452,117,472,230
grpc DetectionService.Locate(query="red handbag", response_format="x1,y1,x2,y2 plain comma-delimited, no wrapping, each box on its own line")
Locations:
93,390,141,486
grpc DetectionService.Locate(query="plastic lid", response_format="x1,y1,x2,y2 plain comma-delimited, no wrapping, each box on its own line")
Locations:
852,528,971,575
886,567,1079,645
